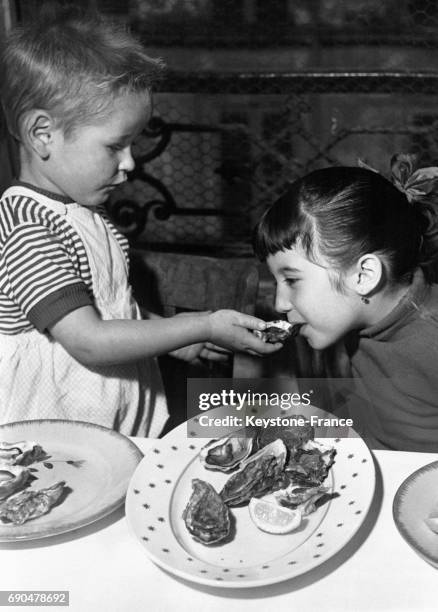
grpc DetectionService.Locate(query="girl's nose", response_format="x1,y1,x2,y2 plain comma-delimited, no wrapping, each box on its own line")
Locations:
274,286,293,315
274,287,304,323
118,147,136,173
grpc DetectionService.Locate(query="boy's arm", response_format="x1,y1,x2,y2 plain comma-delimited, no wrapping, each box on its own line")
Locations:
141,309,230,363
48,305,281,367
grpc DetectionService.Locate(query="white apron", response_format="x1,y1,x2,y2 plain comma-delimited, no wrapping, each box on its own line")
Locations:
0,188,168,437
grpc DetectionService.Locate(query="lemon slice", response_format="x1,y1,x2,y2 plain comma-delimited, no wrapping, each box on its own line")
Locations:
249,497,302,534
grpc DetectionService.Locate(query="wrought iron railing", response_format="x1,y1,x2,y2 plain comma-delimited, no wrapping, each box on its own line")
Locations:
106,70,438,255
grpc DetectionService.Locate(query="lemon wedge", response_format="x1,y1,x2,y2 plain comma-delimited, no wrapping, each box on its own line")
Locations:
249,498,302,534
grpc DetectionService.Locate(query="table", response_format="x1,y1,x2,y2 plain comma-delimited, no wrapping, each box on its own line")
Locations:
1,439,437,612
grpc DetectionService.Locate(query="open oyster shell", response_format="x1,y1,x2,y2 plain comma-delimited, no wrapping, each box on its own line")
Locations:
0,465,31,501
183,479,231,545
257,415,314,454
254,321,302,343
0,441,46,466
284,439,337,486
220,439,287,507
200,432,254,472
0,481,65,525
274,483,330,517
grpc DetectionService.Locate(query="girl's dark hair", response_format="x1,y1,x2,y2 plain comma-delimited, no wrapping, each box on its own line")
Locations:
254,166,438,285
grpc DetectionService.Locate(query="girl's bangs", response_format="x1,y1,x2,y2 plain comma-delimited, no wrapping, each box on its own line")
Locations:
253,204,302,260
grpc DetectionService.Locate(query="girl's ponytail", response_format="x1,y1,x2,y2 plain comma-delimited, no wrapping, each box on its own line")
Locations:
362,154,438,271
416,201,438,270
391,154,438,270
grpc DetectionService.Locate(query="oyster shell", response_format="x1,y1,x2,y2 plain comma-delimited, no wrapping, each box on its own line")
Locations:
0,441,46,466
220,439,287,507
183,479,231,545
284,439,336,486
257,415,314,454
254,321,302,343
0,481,65,525
200,432,254,472
274,483,330,516
0,465,30,501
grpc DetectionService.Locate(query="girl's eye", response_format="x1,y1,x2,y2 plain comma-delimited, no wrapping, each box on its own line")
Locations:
108,144,123,153
284,278,298,286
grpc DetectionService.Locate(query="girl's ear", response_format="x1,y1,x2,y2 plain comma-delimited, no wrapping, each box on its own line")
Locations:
21,110,56,160
348,254,383,298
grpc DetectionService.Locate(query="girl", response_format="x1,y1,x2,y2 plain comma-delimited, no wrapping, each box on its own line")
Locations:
0,8,280,436
254,156,438,452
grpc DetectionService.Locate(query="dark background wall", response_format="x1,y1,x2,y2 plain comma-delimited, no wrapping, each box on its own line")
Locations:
3,1,438,255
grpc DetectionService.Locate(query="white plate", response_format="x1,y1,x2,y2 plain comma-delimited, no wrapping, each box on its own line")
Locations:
393,461,438,568
0,419,142,541
126,410,376,588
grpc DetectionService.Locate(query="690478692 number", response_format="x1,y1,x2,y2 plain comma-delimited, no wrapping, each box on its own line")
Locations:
0,591,69,606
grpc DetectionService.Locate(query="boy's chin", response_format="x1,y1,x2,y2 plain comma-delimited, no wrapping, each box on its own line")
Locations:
81,192,110,207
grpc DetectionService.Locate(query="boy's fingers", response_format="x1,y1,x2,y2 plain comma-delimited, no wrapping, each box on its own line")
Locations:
245,343,282,357
237,314,267,331
199,348,230,362
204,342,231,354
245,335,283,354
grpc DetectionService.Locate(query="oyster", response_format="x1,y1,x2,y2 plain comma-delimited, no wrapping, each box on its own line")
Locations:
200,432,254,472
0,481,65,525
284,439,336,486
183,479,231,545
274,483,330,516
254,321,302,343
220,439,287,507
0,441,46,466
257,415,314,454
0,465,30,501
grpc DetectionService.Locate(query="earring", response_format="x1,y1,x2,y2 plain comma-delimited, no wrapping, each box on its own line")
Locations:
361,296,370,304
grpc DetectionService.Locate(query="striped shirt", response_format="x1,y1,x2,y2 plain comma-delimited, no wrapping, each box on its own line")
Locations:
0,183,129,334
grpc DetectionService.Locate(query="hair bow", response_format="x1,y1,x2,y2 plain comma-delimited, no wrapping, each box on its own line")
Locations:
390,154,438,203
358,154,438,204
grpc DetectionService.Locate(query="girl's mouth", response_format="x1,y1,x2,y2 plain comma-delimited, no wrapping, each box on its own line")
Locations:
290,323,304,337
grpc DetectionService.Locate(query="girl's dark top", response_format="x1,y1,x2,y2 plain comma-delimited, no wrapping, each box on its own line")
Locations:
324,268,438,452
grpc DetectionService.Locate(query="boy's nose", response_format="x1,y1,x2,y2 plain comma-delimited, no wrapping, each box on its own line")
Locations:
118,147,135,173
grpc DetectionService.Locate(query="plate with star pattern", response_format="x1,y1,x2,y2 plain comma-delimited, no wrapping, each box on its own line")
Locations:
126,407,375,588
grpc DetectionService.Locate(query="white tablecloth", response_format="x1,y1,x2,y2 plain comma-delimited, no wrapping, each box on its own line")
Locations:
1,439,437,612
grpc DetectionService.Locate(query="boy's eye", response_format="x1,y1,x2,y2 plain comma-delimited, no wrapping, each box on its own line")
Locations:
107,144,124,152
284,278,298,286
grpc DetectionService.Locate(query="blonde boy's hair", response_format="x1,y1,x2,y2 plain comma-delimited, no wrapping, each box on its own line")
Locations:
0,5,164,139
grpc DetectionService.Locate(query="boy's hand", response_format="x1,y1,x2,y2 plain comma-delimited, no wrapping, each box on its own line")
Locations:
208,310,283,356
168,311,231,364
170,342,230,364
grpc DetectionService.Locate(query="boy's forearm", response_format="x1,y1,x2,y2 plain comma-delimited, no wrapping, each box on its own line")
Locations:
50,307,211,367
94,316,212,364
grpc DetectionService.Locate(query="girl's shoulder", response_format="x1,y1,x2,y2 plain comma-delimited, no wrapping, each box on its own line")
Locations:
396,283,438,354
419,282,438,325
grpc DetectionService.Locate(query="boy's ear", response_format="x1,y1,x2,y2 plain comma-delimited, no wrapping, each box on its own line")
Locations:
347,254,383,298
21,110,56,160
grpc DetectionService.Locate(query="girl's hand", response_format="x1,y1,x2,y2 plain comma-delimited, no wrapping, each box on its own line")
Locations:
207,310,283,356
